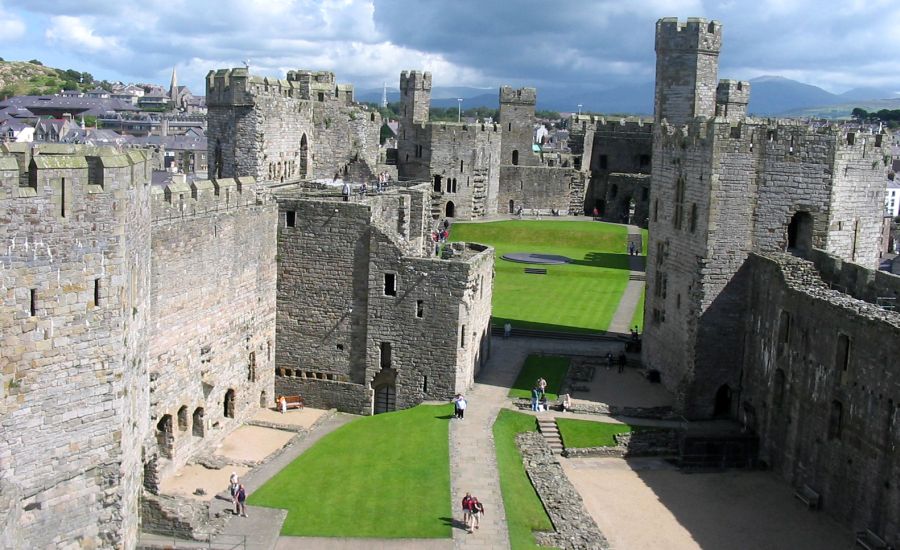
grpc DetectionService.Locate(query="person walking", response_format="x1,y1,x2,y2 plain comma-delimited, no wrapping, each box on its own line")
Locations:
456,394,467,419
341,180,350,202
229,472,240,514
531,385,542,412
606,351,614,370
618,352,627,373
503,322,512,339
469,497,484,532
235,484,248,517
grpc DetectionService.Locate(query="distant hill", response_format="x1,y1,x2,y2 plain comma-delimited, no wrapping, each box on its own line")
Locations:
0,60,104,99
355,75,900,119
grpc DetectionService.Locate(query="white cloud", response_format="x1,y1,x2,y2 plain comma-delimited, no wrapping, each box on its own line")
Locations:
0,1,25,40
45,15,123,54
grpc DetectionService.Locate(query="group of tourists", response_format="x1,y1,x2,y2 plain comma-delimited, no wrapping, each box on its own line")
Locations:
338,172,394,202
531,377,549,411
461,492,485,534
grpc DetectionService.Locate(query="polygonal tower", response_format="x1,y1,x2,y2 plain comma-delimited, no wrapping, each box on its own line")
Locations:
400,70,432,126
654,17,722,126
499,86,538,167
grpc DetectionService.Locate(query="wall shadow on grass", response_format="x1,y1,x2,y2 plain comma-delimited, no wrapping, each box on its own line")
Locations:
491,316,610,335
568,252,642,270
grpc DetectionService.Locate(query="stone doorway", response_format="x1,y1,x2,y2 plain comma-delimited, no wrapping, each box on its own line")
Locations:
374,384,396,414
713,384,732,418
787,211,813,254
224,389,235,419
445,201,455,218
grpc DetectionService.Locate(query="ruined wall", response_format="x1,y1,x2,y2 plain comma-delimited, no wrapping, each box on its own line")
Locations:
206,68,381,183
741,252,900,545
0,148,152,549
148,178,277,476
498,165,576,214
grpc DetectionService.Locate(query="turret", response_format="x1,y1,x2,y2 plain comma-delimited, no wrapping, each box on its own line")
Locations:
400,70,432,125
654,17,722,126
715,80,750,121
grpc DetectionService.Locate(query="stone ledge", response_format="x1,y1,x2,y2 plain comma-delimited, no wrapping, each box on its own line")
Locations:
516,431,610,550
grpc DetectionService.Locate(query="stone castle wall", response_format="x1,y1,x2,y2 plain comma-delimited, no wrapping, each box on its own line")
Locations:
498,165,578,214
0,147,153,549
147,179,277,476
273,188,493,414
581,118,653,221
500,86,540,167
206,68,381,183
741,252,900,546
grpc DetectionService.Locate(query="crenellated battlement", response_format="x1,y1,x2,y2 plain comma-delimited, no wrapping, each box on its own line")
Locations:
716,79,750,105
151,175,267,221
655,17,722,53
207,67,357,106
570,115,653,135
400,70,432,93
0,145,151,201
499,86,536,106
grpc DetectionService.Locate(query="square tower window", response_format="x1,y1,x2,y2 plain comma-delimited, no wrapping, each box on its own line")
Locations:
286,211,296,227
416,300,424,318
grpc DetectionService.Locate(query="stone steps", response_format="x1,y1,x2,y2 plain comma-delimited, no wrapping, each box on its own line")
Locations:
537,418,564,454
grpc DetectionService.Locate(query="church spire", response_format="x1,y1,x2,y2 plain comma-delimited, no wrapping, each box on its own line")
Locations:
169,67,177,100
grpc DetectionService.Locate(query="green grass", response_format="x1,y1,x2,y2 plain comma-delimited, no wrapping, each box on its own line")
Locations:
556,418,637,448
450,220,631,332
249,404,452,538
493,409,555,550
508,355,570,401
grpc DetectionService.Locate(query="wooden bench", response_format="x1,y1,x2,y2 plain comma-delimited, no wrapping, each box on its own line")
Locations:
793,484,821,510
282,395,304,410
855,529,889,550
524,267,547,275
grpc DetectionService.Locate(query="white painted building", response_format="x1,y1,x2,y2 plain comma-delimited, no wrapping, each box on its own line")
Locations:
887,179,900,217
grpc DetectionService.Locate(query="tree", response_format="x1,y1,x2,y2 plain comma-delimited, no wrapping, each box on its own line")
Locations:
851,107,868,121
28,59,42,66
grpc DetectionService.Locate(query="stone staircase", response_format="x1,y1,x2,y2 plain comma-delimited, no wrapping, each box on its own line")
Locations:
537,417,564,455
567,172,587,214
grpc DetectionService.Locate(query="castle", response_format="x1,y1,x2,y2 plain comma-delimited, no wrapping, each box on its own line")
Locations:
643,18,899,542
1,15,898,550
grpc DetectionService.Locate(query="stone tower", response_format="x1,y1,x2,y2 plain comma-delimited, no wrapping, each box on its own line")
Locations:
715,79,750,121
499,86,538,166
654,17,722,126
400,70,432,125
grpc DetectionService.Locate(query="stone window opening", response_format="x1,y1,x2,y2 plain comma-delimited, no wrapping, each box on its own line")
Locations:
673,177,686,229
416,300,424,318
299,134,309,178
689,203,697,233
445,201,455,218
25,159,38,190
317,92,325,102
835,333,851,375
380,342,392,369
828,400,843,440
653,199,659,222
224,389,235,419
509,200,515,214
86,157,103,188
875,134,883,147
599,155,608,170
512,150,519,165
286,211,296,227
846,133,855,146
177,406,189,431
461,325,467,348
610,184,618,199
29,288,36,317
156,415,174,458
267,340,272,362
192,408,205,437
778,310,791,355
93,278,101,306
384,273,397,296
713,385,732,418
248,352,257,382
59,177,66,218
422,375,428,394
773,369,786,410
433,174,442,193
260,390,267,408
460,160,464,172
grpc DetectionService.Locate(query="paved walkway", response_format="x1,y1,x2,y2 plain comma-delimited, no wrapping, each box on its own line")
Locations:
608,225,646,335
449,336,622,549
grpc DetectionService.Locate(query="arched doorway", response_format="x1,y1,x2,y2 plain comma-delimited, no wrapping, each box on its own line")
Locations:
371,367,397,415
299,134,309,178
445,201,455,218
259,390,268,408
224,389,235,419
509,199,515,214
787,211,813,253
156,415,174,458
713,384,732,418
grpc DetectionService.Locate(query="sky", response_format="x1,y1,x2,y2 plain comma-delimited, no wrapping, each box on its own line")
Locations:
2,0,899,96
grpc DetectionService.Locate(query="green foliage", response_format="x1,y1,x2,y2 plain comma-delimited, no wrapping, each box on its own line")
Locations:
362,101,401,121
852,107,900,124
28,59,42,66
249,404,451,538
535,110,561,120
493,409,555,550
379,123,394,145
450,220,631,332
556,418,638,448
82,116,97,128
508,355,570,400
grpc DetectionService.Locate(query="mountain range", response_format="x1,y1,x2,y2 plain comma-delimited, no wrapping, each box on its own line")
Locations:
357,76,900,118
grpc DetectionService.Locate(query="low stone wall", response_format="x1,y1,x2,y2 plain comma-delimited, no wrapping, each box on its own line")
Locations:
275,377,371,416
516,432,610,550
563,428,680,458
140,493,226,541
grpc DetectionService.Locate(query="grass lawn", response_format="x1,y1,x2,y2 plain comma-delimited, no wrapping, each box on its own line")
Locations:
556,418,638,448
508,355,570,401
630,289,645,331
450,220,631,332
248,404,452,538
493,409,556,550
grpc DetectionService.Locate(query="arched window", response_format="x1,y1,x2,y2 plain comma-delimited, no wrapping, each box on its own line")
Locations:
224,389,235,419
192,408,205,437
299,134,309,178
433,175,442,193
156,414,174,458
445,201,455,218
177,406,188,431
